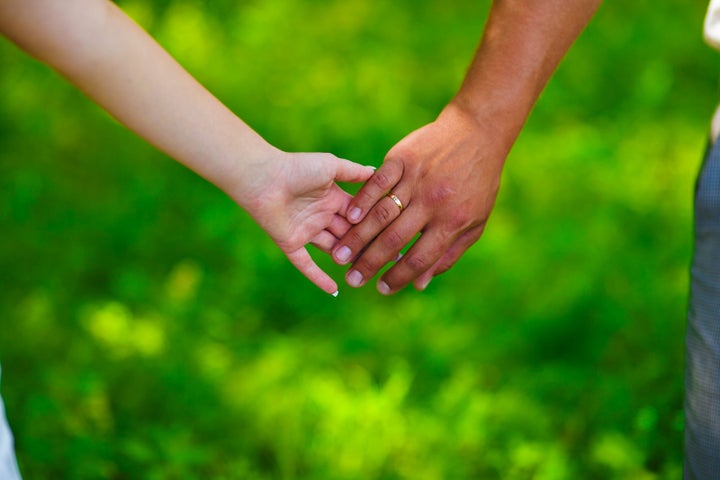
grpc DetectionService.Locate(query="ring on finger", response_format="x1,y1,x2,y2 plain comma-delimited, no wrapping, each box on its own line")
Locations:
387,192,404,212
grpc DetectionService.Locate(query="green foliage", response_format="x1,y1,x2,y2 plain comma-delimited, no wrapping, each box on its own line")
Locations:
0,0,710,478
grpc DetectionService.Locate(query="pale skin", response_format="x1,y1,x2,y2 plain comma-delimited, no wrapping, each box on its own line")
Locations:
333,0,602,295
0,0,376,296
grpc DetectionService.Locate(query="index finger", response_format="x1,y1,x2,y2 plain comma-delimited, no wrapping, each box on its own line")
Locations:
345,158,404,224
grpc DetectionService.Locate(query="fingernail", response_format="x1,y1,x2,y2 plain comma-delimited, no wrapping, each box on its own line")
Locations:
348,207,362,222
335,246,352,264
346,269,364,287
332,291,339,297
417,277,432,291
367,165,377,170
377,281,392,295
394,252,403,262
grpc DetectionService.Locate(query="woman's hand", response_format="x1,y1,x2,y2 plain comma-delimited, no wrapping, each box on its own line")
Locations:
230,150,375,295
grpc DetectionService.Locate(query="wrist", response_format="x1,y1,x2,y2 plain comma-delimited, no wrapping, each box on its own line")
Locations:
441,97,520,161
215,140,286,211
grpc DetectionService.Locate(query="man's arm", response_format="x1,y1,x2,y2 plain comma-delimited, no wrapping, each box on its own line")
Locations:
332,0,601,294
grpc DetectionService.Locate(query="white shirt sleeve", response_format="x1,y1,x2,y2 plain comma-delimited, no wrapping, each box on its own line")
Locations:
0,367,21,480
705,0,720,50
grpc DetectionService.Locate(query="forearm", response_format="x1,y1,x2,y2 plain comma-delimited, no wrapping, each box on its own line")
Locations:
451,0,601,152
333,0,600,293
0,0,271,202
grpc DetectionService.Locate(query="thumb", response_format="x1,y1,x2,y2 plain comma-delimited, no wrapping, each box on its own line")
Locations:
332,157,376,183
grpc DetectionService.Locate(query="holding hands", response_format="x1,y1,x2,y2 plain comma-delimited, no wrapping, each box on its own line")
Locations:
333,103,506,295
1,0,600,295
229,150,374,295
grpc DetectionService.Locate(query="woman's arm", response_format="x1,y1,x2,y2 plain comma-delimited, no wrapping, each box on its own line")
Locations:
0,0,374,295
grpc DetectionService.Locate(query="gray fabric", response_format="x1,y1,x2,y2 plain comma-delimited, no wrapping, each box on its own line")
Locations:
0,366,21,480
686,139,720,479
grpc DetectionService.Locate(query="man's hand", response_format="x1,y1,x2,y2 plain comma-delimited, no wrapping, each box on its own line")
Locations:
332,0,600,295
332,102,509,294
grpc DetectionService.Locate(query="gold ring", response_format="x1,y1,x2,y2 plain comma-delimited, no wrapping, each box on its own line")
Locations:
387,193,404,212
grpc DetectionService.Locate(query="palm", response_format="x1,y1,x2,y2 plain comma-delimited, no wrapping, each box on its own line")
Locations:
241,151,373,294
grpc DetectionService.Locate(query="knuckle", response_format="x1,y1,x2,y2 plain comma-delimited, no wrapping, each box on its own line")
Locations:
381,229,406,252
370,170,394,191
372,204,393,224
426,183,456,205
439,203,483,234
372,157,406,191
357,188,378,206
346,229,369,249
386,145,413,166
404,254,429,273
445,211,473,232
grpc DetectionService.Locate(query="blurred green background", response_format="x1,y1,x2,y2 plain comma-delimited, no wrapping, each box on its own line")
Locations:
0,0,715,478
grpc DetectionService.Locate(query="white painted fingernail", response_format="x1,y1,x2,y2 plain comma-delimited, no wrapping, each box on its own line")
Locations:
336,246,352,264
348,207,362,222
377,281,392,295
332,290,339,297
346,270,363,287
